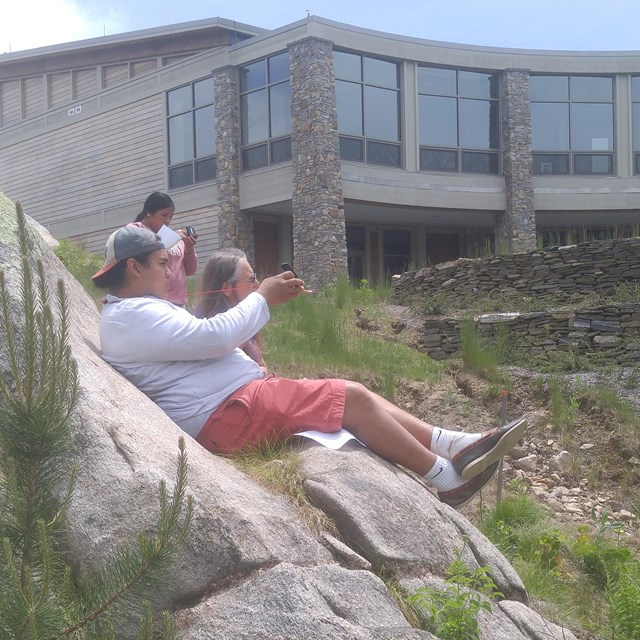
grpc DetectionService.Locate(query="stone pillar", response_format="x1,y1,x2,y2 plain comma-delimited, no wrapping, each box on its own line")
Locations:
498,69,537,253
289,37,348,289
213,66,253,260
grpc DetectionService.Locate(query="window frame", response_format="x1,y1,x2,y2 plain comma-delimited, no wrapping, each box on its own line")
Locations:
530,74,615,176
334,49,403,168
166,76,216,190
239,51,292,171
417,65,500,175
632,76,640,175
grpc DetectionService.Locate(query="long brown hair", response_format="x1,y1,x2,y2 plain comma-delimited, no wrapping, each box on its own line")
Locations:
196,248,247,318
196,248,264,359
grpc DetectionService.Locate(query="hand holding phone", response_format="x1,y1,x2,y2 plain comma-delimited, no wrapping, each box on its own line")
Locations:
185,226,196,238
280,262,313,293
281,262,297,277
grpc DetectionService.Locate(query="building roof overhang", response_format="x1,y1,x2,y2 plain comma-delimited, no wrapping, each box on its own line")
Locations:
0,17,267,79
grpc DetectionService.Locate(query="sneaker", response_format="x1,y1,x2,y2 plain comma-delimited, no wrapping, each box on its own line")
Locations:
452,416,527,480
438,462,499,509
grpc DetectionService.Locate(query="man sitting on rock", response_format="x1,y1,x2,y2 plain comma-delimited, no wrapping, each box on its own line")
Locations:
92,226,526,509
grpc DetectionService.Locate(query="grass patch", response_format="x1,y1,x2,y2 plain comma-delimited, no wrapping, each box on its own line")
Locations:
229,438,338,537
479,492,640,638
459,320,513,394
264,279,442,399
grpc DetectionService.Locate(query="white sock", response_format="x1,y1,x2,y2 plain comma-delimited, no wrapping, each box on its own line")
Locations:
430,427,482,460
423,456,464,492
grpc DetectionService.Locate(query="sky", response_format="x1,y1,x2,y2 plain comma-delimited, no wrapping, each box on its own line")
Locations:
2,0,640,55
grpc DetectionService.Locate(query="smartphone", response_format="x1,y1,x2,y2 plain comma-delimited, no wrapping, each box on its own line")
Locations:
185,226,196,238
281,262,297,278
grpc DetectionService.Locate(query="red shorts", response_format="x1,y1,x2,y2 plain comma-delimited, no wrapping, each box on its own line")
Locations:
195,376,346,455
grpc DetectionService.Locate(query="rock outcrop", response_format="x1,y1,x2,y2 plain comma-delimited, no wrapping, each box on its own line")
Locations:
0,191,576,639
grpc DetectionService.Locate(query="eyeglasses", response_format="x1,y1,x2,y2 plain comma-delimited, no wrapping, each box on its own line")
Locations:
246,273,257,284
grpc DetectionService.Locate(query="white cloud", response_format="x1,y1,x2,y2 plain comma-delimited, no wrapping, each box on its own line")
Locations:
0,0,125,54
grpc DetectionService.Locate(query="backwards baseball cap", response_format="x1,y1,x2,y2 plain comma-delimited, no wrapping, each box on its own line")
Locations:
92,225,165,284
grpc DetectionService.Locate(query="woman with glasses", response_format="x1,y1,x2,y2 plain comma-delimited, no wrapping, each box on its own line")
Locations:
195,249,267,374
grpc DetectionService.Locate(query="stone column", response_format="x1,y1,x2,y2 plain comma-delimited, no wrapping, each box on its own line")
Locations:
289,37,348,289
213,65,253,260
498,69,537,253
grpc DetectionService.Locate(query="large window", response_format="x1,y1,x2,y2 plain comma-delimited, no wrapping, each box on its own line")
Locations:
334,51,402,167
418,67,499,174
633,77,640,174
531,75,614,175
240,51,291,171
167,77,216,189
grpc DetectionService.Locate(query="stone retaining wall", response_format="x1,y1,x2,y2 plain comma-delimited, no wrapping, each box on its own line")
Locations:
396,237,640,362
419,304,640,363
394,236,640,302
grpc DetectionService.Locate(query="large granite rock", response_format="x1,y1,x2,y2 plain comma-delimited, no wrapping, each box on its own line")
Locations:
0,191,577,639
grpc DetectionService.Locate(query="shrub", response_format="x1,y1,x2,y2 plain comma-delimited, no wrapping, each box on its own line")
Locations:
408,545,503,640
54,238,103,301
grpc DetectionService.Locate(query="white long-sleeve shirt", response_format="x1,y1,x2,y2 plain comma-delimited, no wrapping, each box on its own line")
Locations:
100,292,269,437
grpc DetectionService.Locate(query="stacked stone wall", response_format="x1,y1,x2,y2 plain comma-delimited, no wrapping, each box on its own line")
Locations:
418,305,640,363
394,237,640,302
214,66,253,259
394,237,640,362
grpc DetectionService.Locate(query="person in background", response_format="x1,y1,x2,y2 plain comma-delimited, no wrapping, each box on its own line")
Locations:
92,226,528,510
130,191,197,307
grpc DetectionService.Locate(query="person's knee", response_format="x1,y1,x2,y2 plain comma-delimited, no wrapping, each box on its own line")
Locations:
344,381,374,413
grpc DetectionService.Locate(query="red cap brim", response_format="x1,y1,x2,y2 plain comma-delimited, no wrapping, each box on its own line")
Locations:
91,259,119,283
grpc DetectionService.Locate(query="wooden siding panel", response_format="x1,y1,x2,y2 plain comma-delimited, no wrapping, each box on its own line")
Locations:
170,206,220,279
73,68,98,99
0,95,168,229
48,72,72,109
130,59,158,77
102,64,129,89
0,80,21,126
23,77,44,119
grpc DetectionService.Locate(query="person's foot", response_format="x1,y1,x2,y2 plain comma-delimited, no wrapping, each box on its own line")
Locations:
437,462,498,509
452,416,527,480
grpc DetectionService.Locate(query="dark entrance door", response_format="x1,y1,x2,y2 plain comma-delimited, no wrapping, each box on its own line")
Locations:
254,220,280,277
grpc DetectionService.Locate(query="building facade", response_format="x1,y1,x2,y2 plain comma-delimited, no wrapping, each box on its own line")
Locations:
1,16,640,287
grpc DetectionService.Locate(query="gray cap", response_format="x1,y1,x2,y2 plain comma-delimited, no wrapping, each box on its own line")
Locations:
92,225,165,283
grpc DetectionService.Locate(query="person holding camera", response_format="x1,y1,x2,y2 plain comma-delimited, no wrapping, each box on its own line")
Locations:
195,248,268,375
130,191,198,307
92,226,528,510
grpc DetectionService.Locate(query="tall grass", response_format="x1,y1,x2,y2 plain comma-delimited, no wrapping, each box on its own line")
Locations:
537,223,640,249
264,279,441,398
459,320,512,395
479,492,640,638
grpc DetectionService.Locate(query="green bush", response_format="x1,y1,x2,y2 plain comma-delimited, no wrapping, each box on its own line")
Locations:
408,545,503,640
54,238,103,301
